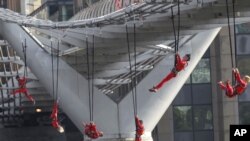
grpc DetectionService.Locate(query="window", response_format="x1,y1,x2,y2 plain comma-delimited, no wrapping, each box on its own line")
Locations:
192,84,212,105
236,35,250,55
239,103,250,124
192,59,211,84
174,132,193,141
238,86,250,102
194,131,214,141
193,106,213,130
173,106,193,131
237,56,250,76
173,85,192,105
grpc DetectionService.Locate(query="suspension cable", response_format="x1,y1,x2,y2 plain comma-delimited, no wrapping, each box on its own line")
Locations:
177,0,180,52
91,35,95,121
133,23,137,115
56,40,60,100
170,6,177,53
86,36,92,121
50,41,55,100
225,0,235,68
126,25,136,117
232,0,237,67
22,39,28,77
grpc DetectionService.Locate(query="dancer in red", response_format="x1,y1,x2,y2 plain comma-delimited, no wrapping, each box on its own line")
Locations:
12,75,35,104
218,68,250,98
149,53,191,92
135,116,144,141
50,101,64,133
83,122,103,139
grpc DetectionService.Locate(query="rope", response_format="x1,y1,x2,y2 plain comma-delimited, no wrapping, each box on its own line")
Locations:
177,0,180,52
91,35,95,121
225,0,235,69
50,41,55,100
56,40,60,100
232,0,237,67
225,0,236,83
22,39,28,77
86,36,92,121
126,25,136,117
170,6,177,53
133,23,137,115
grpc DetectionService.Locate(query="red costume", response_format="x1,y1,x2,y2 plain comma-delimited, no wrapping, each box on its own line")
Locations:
218,68,249,98
135,116,144,141
12,76,35,104
50,101,64,132
84,122,103,139
149,53,190,92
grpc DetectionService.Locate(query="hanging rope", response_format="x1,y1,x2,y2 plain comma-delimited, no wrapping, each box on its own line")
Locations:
177,0,180,52
56,40,60,100
170,6,177,53
50,41,55,100
232,0,237,67
133,23,137,116
225,0,237,84
126,25,136,117
22,39,28,77
91,35,95,121
225,0,235,68
86,36,92,121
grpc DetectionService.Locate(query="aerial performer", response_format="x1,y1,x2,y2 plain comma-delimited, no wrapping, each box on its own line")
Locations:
50,101,64,133
11,75,35,105
83,122,103,139
135,116,145,141
149,53,191,93
218,68,250,98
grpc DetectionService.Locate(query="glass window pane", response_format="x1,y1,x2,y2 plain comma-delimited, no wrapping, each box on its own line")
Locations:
174,132,193,141
237,56,250,76
173,106,193,131
192,84,212,104
239,102,250,124
173,85,192,105
236,35,250,55
193,105,213,130
239,85,250,102
192,59,211,84
194,131,214,141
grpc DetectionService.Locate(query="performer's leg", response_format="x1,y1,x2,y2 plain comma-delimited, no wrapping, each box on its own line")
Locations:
23,90,35,105
218,81,227,90
155,71,177,90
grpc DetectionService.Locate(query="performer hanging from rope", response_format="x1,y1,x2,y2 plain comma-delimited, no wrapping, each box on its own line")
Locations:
218,68,250,98
83,35,103,139
83,122,103,139
135,116,145,141
11,75,35,105
149,53,191,93
149,3,190,93
50,100,64,133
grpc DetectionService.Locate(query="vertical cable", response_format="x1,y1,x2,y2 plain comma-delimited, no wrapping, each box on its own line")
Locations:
177,0,180,52
91,35,95,121
232,0,237,67
170,6,177,53
56,40,60,100
133,23,137,115
126,25,136,117
86,37,92,121
225,0,234,68
51,41,55,100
